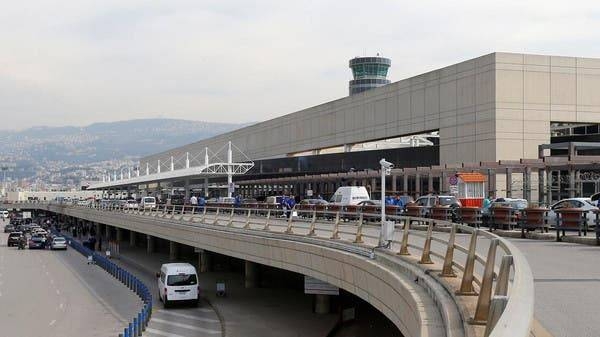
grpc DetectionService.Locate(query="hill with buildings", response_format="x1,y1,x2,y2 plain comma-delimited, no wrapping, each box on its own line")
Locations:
0,118,246,189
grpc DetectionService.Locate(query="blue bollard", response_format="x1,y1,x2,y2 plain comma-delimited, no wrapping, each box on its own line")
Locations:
133,317,138,337
123,327,128,337
138,312,143,334
128,322,133,337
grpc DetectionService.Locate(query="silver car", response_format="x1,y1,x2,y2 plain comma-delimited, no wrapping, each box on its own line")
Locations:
50,236,68,250
547,198,599,227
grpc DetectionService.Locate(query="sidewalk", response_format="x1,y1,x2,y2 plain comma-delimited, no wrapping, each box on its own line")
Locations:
113,244,339,337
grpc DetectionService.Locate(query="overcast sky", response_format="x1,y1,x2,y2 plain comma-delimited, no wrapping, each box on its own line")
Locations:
1,1,599,130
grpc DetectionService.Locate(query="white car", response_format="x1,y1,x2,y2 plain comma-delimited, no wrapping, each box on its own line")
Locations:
547,198,599,227
157,263,200,308
51,236,67,250
124,200,139,209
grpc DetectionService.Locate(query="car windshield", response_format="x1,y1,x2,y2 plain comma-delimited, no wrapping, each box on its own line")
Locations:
585,200,596,207
167,274,197,286
144,198,155,203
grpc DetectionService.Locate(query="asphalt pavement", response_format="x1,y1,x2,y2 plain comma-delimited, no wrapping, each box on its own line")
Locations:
0,230,141,337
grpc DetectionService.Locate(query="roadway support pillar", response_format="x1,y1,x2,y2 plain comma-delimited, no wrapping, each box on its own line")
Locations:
169,241,179,261
403,174,408,196
204,177,209,198
129,230,136,247
391,175,397,193
245,261,260,288
198,249,211,273
116,228,123,243
146,235,154,254
427,174,433,194
415,173,421,198
546,170,553,206
105,225,111,241
314,294,330,314
523,167,532,202
569,169,576,198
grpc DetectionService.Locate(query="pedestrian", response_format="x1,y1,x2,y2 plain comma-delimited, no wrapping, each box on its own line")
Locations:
190,194,198,206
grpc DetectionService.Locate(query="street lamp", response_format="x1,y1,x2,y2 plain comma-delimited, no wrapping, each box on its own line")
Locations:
379,158,394,247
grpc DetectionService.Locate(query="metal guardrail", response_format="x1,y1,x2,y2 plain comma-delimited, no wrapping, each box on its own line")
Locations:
43,201,533,337
58,230,152,337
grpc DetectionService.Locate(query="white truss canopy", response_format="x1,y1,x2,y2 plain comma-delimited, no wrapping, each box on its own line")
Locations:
88,141,254,190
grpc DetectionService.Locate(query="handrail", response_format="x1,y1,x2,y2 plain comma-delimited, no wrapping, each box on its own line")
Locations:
31,201,533,337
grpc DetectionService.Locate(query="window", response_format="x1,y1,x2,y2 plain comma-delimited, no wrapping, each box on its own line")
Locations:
167,274,197,286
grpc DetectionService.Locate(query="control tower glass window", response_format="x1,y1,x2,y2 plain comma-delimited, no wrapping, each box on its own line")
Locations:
349,56,391,95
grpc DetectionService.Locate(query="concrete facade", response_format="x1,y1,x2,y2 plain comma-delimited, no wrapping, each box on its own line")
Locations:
140,52,600,169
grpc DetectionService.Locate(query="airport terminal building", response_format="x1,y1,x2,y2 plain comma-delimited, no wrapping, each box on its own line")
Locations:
139,52,600,200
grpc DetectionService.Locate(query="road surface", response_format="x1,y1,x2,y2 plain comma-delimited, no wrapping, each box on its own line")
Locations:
0,231,140,337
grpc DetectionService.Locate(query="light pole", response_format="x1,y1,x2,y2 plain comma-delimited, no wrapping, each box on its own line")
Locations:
379,158,394,247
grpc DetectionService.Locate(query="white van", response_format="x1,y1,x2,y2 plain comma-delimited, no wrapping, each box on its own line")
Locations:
140,196,157,209
157,263,200,307
329,186,370,205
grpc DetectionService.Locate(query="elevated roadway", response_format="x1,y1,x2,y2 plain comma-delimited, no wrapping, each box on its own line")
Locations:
5,202,535,337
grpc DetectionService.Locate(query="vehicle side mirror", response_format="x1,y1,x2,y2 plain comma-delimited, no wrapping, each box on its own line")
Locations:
156,272,160,278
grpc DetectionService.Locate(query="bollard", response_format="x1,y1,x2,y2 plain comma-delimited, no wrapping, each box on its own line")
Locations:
471,238,500,325
353,213,364,243
330,212,340,239
128,322,133,337
418,221,434,264
440,224,457,277
137,312,143,335
494,255,513,296
133,317,138,337
456,229,478,295
398,219,410,256
123,327,128,337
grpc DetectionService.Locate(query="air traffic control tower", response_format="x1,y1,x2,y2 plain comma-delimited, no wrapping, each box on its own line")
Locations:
348,55,391,95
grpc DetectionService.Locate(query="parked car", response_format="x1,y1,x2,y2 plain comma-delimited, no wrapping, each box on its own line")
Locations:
168,195,186,206
546,198,598,227
157,263,200,308
7,232,23,247
4,224,15,233
413,195,462,221
482,198,528,225
298,199,329,206
124,200,139,209
50,236,67,250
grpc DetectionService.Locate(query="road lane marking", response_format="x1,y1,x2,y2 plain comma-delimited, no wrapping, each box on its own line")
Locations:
150,318,221,334
59,303,65,310
146,327,220,337
49,320,56,326
153,310,219,323
56,289,60,295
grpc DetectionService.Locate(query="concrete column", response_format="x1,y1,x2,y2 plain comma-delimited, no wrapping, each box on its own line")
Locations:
441,171,448,195
146,235,155,254
370,178,377,197
314,294,331,314
415,174,421,198
198,249,211,273
506,168,513,198
245,261,260,288
116,228,123,242
523,167,532,201
105,224,111,241
487,169,496,197
546,170,553,206
169,241,179,261
204,177,209,198
569,169,576,198
538,169,545,205
403,174,408,196
184,179,191,201
427,174,433,194
391,175,397,193
129,230,136,247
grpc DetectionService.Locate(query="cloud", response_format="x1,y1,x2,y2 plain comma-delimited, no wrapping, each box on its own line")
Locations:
0,0,599,129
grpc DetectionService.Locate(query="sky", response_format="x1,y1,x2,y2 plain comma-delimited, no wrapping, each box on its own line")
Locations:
1,0,600,130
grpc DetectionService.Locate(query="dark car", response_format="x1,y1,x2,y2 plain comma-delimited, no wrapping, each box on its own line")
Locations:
7,232,23,247
168,194,186,206
4,224,15,233
28,235,46,249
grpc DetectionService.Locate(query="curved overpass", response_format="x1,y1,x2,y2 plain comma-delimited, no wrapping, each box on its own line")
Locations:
5,202,534,337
